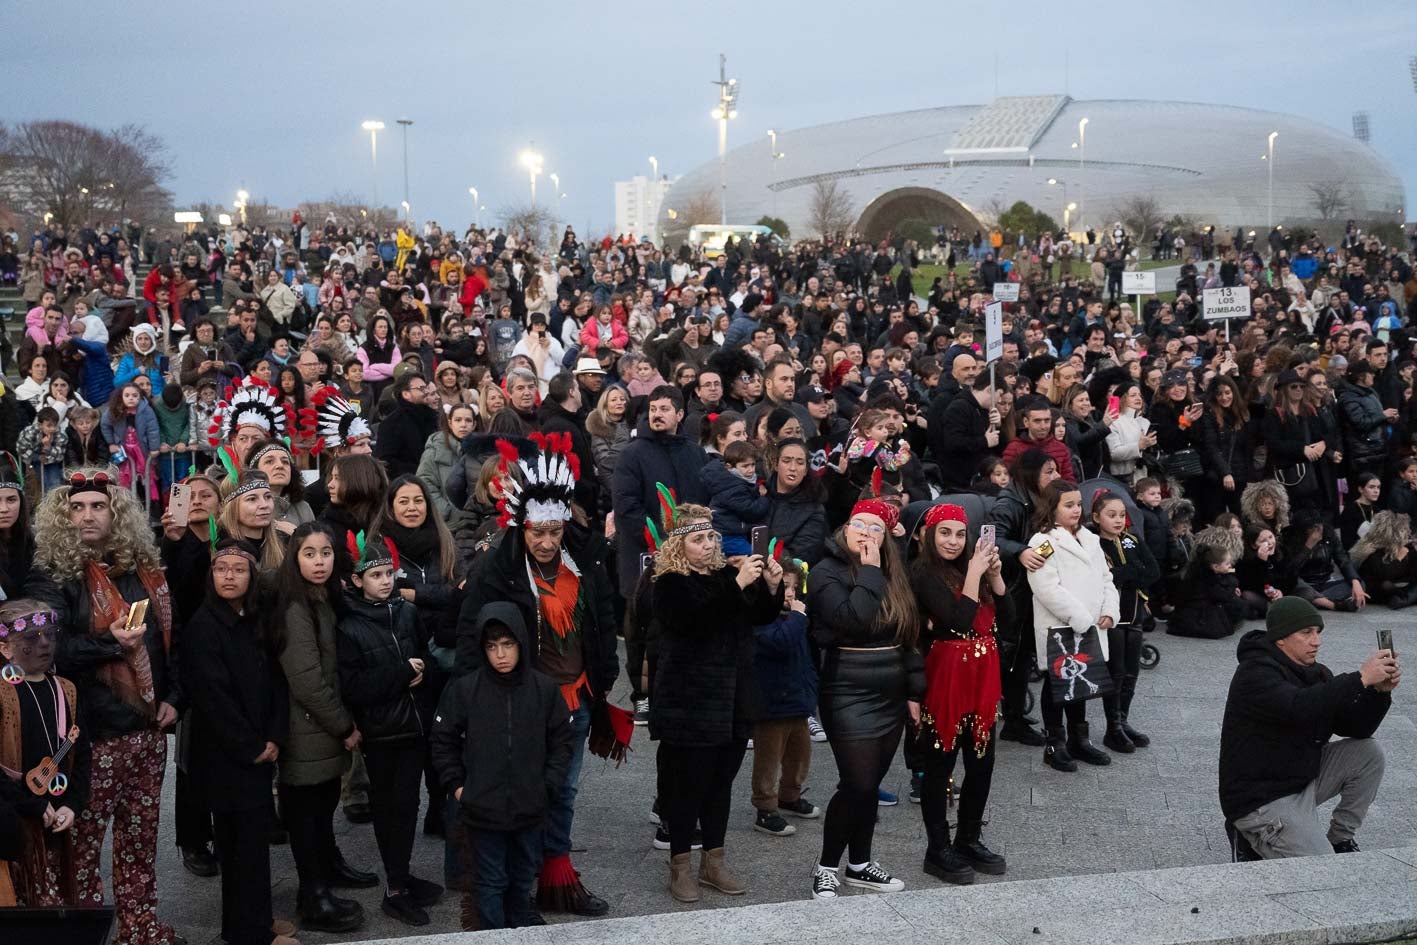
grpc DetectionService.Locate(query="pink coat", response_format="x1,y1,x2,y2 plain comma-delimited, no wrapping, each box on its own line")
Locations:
25,306,69,348
579,317,628,352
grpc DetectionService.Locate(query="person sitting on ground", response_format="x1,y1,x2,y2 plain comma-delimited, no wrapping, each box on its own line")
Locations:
1219,596,1399,858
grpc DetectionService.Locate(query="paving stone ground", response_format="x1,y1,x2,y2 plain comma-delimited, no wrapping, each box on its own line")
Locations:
127,609,1414,944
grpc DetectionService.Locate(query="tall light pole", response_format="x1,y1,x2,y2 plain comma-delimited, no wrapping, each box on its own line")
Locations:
648,155,658,180
1048,178,1069,232
767,130,785,216
468,187,480,228
549,173,560,236
236,189,249,225
1076,116,1089,228
1267,131,1278,230
520,149,544,205
396,118,413,214
361,120,384,212
711,53,739,225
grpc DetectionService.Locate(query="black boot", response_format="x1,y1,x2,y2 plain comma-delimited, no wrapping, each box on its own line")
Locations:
1067,721,1111,766
1387,582,1417,610
181,844,219,877
1043,727,1076,772
1119,677,1150,747
330,852,380,889
954,819,1006,876
1103,721,1136,753
298,885,365,933
999,717,1045,746
922,818,975,885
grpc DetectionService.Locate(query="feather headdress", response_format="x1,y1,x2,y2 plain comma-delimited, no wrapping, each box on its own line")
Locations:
493,431,580,529
346,530,399,574
307,386,372,455
208,375,295,448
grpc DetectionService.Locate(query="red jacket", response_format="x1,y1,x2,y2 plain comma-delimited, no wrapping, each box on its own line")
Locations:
142,267,167,304
459,272,487,310
1001,433,1076,482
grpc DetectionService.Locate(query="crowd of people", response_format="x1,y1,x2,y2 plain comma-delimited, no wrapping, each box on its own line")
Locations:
0,209,1408,944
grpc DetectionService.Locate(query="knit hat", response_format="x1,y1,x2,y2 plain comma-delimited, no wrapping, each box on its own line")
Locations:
1265,596,1323,642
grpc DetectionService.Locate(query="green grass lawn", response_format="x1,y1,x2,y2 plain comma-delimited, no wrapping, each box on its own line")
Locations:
897,257,1174,299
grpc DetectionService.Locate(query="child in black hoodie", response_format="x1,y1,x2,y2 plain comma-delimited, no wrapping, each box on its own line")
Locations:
1092,491,1160,754
431,601,573,930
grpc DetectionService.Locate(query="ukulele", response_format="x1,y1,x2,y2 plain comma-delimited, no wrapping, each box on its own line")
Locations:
26,725,79,797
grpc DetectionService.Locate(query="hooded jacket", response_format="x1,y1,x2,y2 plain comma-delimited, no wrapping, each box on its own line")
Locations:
611,420,709,597
430,601,574,831
1218,629,1390,821
336,590,427,744
700,457,769,538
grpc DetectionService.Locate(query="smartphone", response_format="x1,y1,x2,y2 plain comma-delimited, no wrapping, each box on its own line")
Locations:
1107,395,1121,416
126,599,150,630
168,483,192,527
751,526,769,559
978,523,996,553
1036,540,1055,559
112,447,128,465
1377,628,1395,655
639,552,654,575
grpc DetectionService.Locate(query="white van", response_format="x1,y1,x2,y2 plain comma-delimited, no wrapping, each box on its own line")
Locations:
688,224,783,259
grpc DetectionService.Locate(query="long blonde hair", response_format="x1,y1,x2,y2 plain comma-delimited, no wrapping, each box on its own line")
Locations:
217,478,285,571
34,466,162,582
1352,510,1409,568
652,504,726,579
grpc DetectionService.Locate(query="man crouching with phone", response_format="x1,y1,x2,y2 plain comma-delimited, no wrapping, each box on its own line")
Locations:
1219,597,1400,858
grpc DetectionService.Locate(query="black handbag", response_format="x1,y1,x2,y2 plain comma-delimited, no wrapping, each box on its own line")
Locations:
1044,626,1114,704
1160,448,1203,479
1274,461,1309,488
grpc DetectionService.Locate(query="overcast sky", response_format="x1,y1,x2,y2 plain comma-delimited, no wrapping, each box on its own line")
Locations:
9,0,1415,234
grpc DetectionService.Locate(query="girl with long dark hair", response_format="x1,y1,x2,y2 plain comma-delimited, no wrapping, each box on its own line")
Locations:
808,498,921,900
320,453,388,580
909,504,1009,885
1090,491,1160,753
1196,374,1251,522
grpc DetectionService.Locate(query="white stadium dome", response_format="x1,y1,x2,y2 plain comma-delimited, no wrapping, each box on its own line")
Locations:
659,95,1405,241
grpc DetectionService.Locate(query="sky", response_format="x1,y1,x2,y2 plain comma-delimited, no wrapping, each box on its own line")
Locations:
8,0,1416,235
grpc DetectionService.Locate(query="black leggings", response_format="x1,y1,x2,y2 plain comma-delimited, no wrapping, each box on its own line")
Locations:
365,740,424,891
213,805,273,945
658,742,746,856
1039,678,1088,732
818,724,903,868
1103,624,1142,723
280,777,341,891
919,725,996,830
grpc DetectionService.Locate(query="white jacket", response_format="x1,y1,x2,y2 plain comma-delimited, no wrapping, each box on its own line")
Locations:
1105,410,1150,481
1026,526,1120,670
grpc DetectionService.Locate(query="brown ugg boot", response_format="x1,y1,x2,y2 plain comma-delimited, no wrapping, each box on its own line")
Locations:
699,847,747,895
669,852,700,903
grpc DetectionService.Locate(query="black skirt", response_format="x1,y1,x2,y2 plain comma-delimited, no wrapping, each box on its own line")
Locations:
818,647,907,741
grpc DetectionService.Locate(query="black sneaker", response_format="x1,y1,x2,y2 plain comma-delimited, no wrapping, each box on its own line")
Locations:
754,810,797,836
381,891,430,927
780,797,821,819
843,861,905,892
909,772,923,804
1332,838,1360,854
181,845,219,877
811,866,840,900
405,875,444,907
653,825,702,850
633,697,649,725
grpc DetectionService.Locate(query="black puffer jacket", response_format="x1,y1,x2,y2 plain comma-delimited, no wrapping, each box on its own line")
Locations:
1196,411,1250,485
612,421,710,596
336,591,427,744
1337,381,1388,468
764,475,827,565
1219,629,1390,821
430,602,574,831
649,566,782,746
1066,413,1111,482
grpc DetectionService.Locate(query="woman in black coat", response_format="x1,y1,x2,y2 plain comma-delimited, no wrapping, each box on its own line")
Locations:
649,503,783,903
183,540,290,945
1195,376,1252,523
1261,371,1327,514
764,439,827,565
1146,369,1203,488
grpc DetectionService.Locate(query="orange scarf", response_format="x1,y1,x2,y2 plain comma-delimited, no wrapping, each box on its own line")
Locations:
85,559,173,718
533,562,588,709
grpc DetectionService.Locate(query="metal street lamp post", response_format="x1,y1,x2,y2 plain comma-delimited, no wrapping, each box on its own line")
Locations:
361,120,384,212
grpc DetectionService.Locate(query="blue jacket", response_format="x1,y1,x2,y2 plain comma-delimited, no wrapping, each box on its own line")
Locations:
752,610,817,720
700,458,769,538
721,314,761,352
114,352,167,399
100,400,160,457
70,337,115,407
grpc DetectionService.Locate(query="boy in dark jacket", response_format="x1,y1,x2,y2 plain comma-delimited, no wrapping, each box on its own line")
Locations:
700,440,770,556
336,533,442,925
432,601,573,930
1133,478,1170,620
749,563,819,836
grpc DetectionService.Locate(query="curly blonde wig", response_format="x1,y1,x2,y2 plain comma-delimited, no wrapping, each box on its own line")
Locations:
651,504,726,579
1351,510,1410,568
34,466,162,582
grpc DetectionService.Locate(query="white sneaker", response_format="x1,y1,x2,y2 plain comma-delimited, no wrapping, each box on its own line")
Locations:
811,865,840,900
807,716,827,742
746,738,754,750
633,698,650,726
842,861,904,893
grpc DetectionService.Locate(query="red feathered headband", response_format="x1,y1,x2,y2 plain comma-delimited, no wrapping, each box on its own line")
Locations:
494,431,581,529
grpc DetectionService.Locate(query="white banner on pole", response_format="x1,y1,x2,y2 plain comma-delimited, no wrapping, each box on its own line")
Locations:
984,301,1004,364
992,282,1019,302
1122,271,1156,295
1202,286,1252,320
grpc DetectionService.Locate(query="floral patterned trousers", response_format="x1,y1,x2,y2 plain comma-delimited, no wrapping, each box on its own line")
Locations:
74,729,176,945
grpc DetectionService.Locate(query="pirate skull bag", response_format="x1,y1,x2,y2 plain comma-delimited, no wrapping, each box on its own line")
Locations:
1044,625,1114,704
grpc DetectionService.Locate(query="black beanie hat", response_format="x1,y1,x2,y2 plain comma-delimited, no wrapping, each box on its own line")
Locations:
1265,596,1323,642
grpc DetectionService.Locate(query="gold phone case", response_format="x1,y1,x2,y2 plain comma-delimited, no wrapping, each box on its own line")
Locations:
126,599,150,629
1037,540,1055,559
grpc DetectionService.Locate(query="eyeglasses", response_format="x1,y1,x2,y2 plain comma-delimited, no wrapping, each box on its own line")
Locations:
848,520,886,537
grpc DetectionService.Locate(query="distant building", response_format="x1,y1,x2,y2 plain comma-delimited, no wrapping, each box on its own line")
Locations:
614,175,674,243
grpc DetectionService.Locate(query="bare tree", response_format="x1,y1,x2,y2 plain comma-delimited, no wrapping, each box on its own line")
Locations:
298,193,397,233
808,179,856,239
1112,195,1165,243
981,195,1008,229
660,188,718,246
0,120,172,228
1309,179,1351,223
501,204,556,250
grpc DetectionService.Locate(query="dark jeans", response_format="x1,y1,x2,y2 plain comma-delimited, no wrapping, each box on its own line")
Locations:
544,703,590,858
466,825,542,929
213,805,273,945
364,740,424,890
280,777,341,891
174,766,213,850
658,742,747,856
819,723,903,868
919,724,996,832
